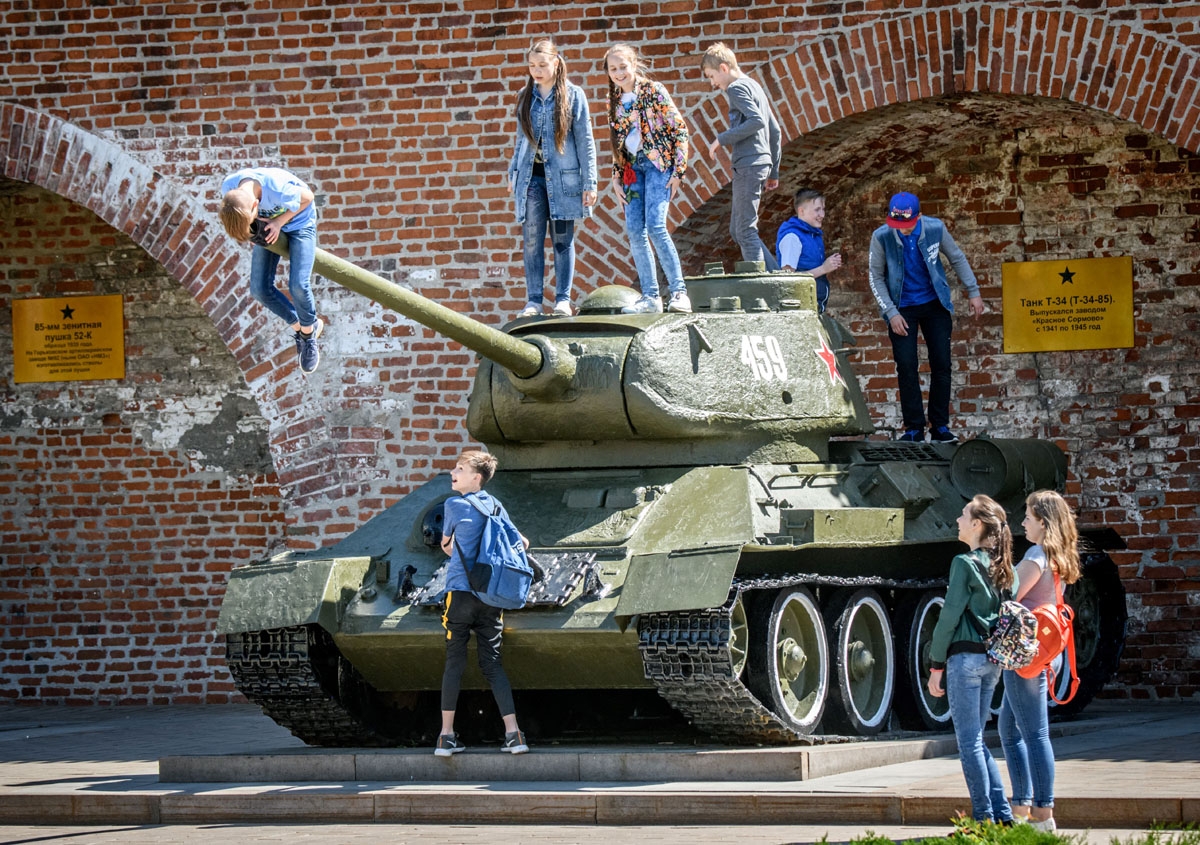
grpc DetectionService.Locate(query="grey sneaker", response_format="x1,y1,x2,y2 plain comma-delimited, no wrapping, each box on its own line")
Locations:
668,291,692,313
294,317,323,374
502,729,529,754
434,733,464,757
621,295,663,314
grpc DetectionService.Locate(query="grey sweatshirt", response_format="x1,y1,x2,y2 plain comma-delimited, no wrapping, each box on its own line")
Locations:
716,76,781,179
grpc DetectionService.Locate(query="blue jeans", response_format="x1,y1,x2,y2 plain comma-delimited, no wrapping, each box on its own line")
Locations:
999,669,1055,808
730,164,780,271
888,299,953,431
625,153,686,298
522,175,575,305
249,221,318,329
947,652,1013,822
249,220,319,331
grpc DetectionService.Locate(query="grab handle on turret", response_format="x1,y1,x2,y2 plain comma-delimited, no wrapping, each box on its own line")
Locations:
263,237,544,379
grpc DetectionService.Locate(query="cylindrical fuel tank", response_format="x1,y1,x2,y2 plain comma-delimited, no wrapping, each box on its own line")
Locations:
950,437,1068,502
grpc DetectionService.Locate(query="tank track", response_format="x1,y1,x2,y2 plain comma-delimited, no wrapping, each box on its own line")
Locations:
225,625,384,747
638,572,946,745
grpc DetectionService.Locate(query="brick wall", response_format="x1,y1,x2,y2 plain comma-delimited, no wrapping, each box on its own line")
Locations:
0,182,286,702
0,2,1197,701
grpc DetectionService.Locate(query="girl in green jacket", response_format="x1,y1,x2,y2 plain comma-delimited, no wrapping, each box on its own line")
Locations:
927,494,1016,824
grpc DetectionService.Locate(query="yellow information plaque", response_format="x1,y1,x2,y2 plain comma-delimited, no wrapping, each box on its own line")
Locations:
12,295,126,384
1001,256,1134,353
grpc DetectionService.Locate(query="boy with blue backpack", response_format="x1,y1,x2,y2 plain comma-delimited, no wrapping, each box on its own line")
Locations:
435,450,530,757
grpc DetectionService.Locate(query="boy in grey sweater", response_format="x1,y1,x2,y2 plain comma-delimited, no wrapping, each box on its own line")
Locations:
702,43,782,271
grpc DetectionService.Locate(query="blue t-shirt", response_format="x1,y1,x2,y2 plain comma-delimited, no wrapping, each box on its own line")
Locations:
898,220,937,308
220,167,315,233
442,490,507,593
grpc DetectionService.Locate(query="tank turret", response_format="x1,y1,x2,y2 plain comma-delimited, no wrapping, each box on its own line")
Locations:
217,240,1127,748
266,240,873,468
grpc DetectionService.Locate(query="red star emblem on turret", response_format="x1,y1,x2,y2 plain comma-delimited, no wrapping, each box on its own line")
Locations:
814,335,844,386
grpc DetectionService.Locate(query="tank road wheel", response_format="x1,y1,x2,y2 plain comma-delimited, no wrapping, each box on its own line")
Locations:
1049,553,1128,718
748,588,828,734
730,594,750,678
823,588,895,736
892,590,951,731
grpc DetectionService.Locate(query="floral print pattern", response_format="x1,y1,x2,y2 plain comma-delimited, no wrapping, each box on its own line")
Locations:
610,78,689,183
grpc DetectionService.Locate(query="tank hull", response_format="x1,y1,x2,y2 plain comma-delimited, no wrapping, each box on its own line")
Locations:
218,441,1127,745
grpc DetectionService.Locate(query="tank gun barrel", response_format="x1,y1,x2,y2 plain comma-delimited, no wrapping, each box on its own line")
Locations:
264,238,543,379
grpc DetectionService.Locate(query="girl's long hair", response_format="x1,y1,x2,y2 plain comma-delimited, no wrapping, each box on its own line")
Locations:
1025,490,1082,584
603,43,647,158
969,494,1015,592
517,39,571,154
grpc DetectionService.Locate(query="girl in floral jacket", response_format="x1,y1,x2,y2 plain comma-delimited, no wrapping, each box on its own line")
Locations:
604,44,692,314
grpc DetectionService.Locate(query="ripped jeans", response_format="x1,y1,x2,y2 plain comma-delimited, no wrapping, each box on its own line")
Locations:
522,175,576,306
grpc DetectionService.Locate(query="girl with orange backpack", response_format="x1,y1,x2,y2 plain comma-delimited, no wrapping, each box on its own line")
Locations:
998,490,1083,833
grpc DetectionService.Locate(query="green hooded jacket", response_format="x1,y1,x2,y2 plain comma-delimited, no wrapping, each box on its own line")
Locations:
929,549,1006,669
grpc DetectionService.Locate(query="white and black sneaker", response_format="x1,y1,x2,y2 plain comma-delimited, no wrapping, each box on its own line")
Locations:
433,733,464,757
502,729,529,754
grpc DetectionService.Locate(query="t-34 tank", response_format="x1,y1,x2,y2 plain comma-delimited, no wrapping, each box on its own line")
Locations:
217,245,1127,746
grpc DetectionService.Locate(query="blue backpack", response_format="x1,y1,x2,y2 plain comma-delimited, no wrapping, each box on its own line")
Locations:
454,493,534,610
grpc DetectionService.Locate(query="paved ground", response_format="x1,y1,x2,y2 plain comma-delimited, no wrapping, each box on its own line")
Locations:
0,823,1173,844
0,699,1196,843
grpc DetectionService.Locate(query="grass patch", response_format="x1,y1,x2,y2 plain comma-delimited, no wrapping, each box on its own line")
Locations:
831,820,1200,845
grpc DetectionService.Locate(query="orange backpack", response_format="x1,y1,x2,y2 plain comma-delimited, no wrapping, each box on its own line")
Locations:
1015,570,1079,704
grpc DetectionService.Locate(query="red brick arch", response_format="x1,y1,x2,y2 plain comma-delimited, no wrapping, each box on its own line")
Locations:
654,6,1199,230
0,102,275,380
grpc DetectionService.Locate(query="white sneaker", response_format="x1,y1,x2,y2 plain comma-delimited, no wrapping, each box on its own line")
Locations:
518,302,540,317
1029,818,1057,833
668,292,692,313
552,299,573,317
621,295,663,314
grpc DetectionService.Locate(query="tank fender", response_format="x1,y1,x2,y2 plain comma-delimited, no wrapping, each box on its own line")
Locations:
615,544,743,618
215,556,373,636
614,465,757,619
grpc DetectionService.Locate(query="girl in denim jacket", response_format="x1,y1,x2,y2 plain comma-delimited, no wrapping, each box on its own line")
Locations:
604,43,692,315
508,39,598,318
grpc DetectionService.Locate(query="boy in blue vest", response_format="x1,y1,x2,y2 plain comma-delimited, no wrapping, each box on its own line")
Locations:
775,187,843,313
867,192,984,443
435,449,530,756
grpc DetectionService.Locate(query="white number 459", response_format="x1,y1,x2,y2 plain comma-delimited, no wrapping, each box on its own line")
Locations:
739,335,788,381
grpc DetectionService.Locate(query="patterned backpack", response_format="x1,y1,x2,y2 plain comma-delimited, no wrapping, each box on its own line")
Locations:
964,552,1040,670
983,599,1040,670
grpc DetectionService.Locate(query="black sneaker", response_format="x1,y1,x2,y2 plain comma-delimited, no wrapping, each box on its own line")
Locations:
294,318,323,374
502,729,529,754
930,426,957,443
433,733,464,757
899,428,926,442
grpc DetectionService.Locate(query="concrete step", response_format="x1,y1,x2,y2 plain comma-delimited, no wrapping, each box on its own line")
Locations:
159,735,960,783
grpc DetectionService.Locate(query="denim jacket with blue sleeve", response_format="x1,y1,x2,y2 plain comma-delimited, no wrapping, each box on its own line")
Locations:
508,82,598,222
866,216,979,323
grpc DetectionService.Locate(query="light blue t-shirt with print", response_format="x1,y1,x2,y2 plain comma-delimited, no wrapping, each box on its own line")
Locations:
221,167,315,233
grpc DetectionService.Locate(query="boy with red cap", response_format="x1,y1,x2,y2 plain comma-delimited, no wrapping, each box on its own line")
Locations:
867,192,984,442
